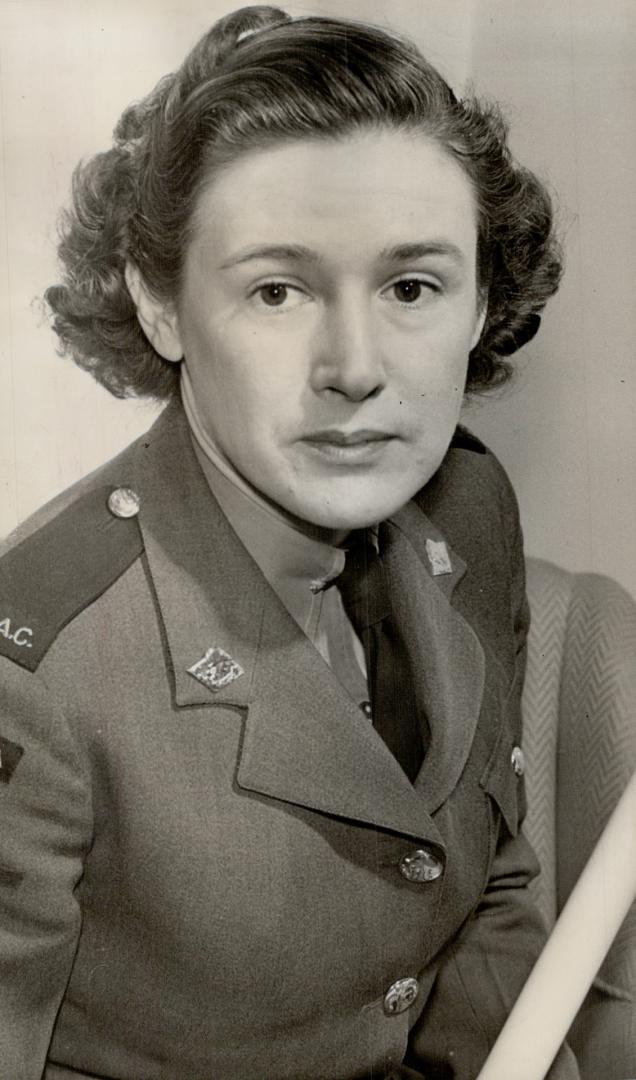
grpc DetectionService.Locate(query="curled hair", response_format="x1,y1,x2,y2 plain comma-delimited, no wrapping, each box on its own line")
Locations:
45,4,562,398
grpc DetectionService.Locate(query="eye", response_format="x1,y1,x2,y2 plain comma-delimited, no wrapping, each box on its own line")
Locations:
393,279,423,303
251,281,310,312
259,283,289,307
382,277,440,308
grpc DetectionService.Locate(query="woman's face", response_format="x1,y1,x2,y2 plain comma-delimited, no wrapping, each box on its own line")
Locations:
165,129,485,531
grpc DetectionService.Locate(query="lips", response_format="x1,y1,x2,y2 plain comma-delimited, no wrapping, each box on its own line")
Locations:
299,428,397,465
302,429,394,446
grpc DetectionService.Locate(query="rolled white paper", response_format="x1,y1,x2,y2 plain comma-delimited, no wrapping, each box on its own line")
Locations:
476,767,636,1080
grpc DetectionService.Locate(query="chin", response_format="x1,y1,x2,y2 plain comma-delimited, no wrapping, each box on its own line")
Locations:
294,490,416,534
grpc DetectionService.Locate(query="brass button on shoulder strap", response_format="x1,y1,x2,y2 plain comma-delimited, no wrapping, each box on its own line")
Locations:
108,488,141,519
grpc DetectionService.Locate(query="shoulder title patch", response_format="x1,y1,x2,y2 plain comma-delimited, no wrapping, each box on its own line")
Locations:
0,486,144,673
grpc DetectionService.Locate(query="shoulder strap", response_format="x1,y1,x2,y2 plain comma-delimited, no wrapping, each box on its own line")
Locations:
0,486,143,672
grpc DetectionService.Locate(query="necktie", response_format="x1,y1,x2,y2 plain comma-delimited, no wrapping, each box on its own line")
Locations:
335,527,427,782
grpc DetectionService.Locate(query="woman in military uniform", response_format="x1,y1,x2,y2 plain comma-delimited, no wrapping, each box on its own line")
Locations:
0,6,579,1078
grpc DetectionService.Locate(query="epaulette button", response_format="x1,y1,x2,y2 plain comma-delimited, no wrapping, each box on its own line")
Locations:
108,487,141,519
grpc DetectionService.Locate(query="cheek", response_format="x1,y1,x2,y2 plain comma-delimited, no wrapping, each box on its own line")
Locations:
185,325,256,409
401,344,469,405
195,358,296,454
397,305,476,371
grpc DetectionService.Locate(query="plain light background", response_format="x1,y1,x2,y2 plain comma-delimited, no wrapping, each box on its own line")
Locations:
1,0,634,599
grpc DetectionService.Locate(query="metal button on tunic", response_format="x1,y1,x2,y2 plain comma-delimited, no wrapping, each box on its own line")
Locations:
383,977,420,1015
399,848,443,883
107,488,141,519
511,745,525,777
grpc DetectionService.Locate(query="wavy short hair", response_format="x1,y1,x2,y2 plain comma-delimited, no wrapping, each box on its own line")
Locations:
45,4,562,399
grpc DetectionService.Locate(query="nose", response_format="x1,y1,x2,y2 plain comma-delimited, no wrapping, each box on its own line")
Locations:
310,291,386,401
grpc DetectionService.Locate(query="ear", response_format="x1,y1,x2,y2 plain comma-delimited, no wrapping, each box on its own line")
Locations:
470,295,488,351
125,262,183,363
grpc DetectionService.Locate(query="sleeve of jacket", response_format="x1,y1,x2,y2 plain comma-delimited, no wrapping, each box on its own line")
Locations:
405,463,581,1080
0,658,92,1078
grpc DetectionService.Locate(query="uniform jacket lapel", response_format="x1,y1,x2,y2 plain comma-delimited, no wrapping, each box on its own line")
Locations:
127,403,486,845
386,502,485,814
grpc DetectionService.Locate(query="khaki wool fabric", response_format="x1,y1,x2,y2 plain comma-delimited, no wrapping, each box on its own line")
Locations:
0,402,579,1079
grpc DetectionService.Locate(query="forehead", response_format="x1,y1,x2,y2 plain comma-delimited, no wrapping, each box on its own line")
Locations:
188,129,478,266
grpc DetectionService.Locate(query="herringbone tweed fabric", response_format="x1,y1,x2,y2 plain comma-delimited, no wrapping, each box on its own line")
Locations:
523,557,636,1077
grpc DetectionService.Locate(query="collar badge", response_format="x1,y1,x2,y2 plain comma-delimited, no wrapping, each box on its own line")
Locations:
425,538,453,577
187,647,244,691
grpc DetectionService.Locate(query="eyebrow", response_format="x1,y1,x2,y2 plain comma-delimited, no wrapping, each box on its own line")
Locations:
219,244,322,270
219,240,466,270
379,242,466,265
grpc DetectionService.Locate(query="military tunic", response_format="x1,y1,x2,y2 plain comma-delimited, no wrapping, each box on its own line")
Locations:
0,401,579,1079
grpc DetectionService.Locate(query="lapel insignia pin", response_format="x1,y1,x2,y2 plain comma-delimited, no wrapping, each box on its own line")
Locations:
425,538,453,577
187,647,244,691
